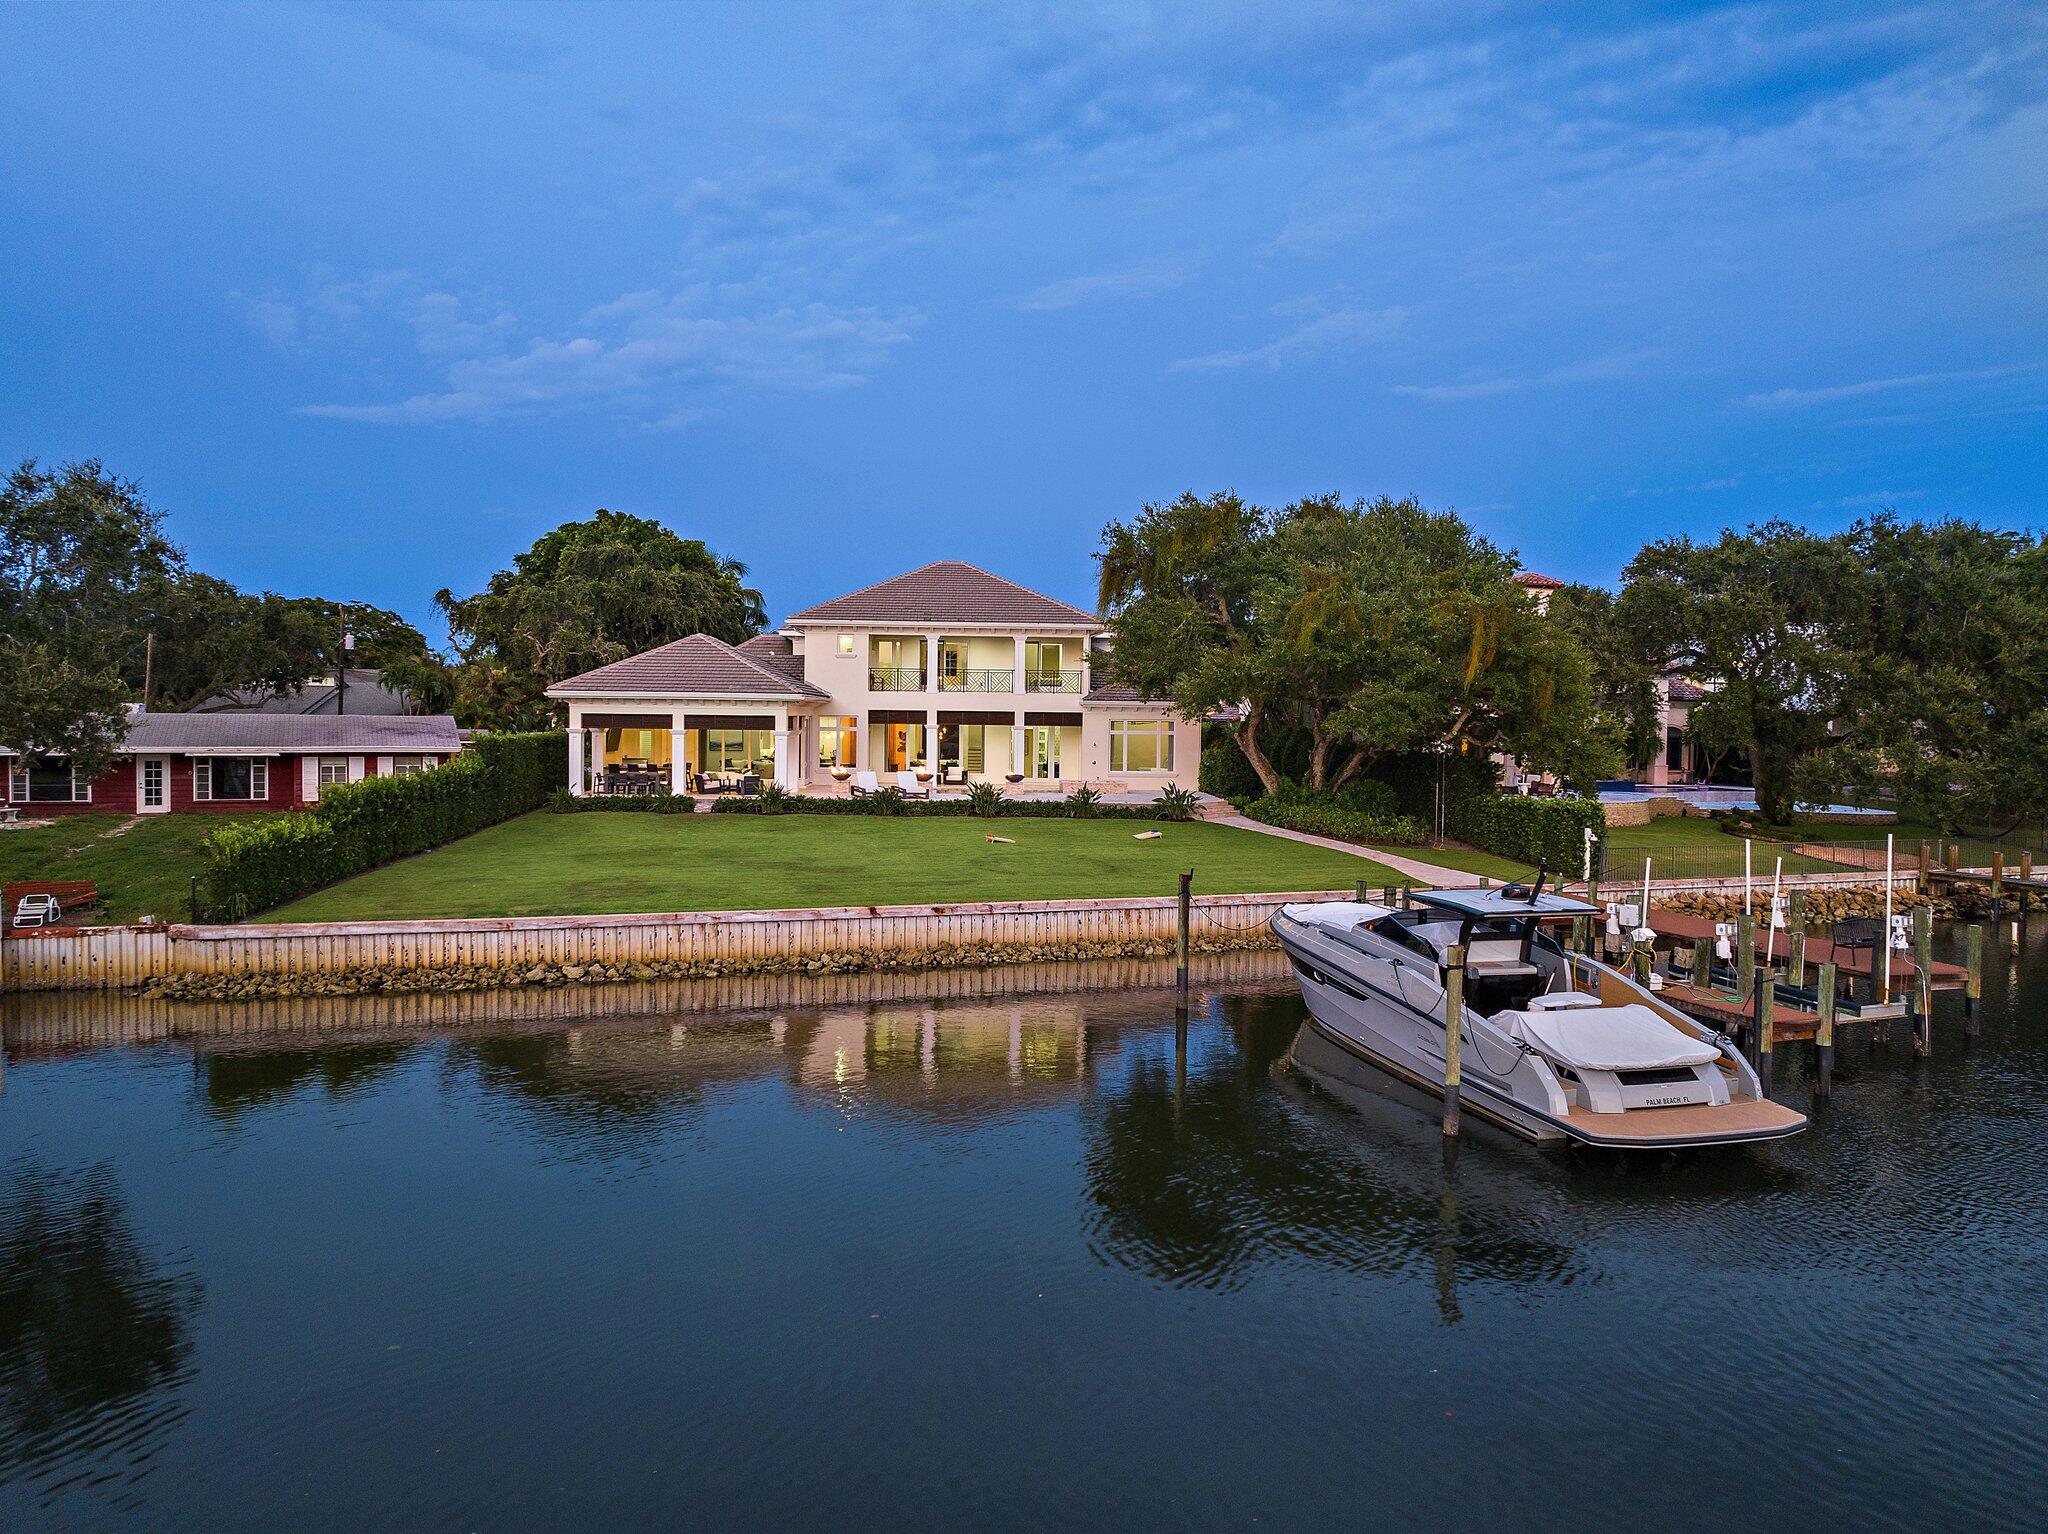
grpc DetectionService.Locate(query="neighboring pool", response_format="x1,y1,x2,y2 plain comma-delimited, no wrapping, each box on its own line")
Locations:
1595,783,1889,818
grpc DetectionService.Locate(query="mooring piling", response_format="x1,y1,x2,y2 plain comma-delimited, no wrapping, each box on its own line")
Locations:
1912,905,1935,1057
1755,964,1775,1099
1736,914,1756,1006
1965,924,1984,1036
1787,890,1807,988
1442,942,1466,1139
1991,851,2005,917
1814,961,1837,1101
1691,935,1711,989
1175,869,1193,998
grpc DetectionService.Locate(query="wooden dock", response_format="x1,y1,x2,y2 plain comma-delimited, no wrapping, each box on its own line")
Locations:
1643,908,1966,992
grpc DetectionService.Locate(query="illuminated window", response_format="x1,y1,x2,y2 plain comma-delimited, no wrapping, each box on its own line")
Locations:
1109,720,1174,773
817,717,858,767
837,633,856,655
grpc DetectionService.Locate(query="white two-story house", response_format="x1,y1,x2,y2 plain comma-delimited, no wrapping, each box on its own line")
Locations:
545,562,1203,796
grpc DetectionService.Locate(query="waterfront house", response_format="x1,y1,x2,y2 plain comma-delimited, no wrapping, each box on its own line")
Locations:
1,709,463,816
545,561,1203,797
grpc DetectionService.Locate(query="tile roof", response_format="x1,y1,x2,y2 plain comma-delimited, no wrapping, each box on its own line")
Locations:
104,712,463,754
193,667,418,716
1514,571,1566,590
1667,678,1708,703
1083,684,1169,704
736,633,809,685
786,561,1101,628
545,633,828,700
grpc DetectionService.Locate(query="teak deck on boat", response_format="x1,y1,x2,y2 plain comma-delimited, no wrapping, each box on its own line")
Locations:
1643,910,1966,990
1560,1098,1806,1146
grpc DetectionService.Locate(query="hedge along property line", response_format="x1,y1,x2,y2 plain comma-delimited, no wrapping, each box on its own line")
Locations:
197,732,566,921
549,786,1204,822
1446,793,1607,872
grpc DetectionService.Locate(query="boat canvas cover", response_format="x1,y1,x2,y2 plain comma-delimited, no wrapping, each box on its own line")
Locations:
1499,1003,1721,1072
1280,901,1394,930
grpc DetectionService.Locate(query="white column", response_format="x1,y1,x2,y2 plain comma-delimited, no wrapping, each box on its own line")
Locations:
773,709,793,790
568,726,585,796
1013,635,1026,694
1013,721,1028,780
670,710,688,796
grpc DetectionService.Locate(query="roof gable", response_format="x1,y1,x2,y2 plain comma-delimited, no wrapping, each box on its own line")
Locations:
786,561,1100,628
546,633,827,699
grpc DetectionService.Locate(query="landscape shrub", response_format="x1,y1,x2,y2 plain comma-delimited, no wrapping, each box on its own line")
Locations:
1244,785,1428,847
966,781,1004,817
1447,793,1605,872
1064,784,1101,818
198,732,565,919
1152,784,1200,822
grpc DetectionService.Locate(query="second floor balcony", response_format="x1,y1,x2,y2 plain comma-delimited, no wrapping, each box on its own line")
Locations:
869,666,927,691
1024,668,1085,694
938,667,1015,693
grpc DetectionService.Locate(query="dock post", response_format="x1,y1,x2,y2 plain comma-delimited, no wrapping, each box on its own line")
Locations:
1965,924,1984,1037
1991,851,2005,917
1175,869,1192,998
1912,905,1934,1057
1944,841,1959,872
1691,936,1711,989
1919,841,1932,889
2022,854,2035,923
1633,938,1653,988
1442,943,1465,1139
1787,891,1807,988
1814,962,1836,1101
1736,915,1755,1007
1355,877,1370,904
1755,965,1774,1098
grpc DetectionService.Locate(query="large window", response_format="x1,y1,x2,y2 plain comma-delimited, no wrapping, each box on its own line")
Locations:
391,755,429,777
195,757,268,801
1109,719,1175,773
9,757,89,803
703,729,772,773
817,717,858,768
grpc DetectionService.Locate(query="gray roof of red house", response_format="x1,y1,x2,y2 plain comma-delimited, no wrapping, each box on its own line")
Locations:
785,561,1101,628
1514,571,1566,590
545,633,829,699
86,711,462,754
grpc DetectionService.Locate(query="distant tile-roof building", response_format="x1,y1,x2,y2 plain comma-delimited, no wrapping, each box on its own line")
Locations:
194,667,421,716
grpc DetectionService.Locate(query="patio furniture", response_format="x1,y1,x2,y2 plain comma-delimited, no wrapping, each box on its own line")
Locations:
940,765,968,787
12,893,60,929
0,806,19,826
1004,773,1024,785
738,774,763,797
850,770,882,797
894,771,930,799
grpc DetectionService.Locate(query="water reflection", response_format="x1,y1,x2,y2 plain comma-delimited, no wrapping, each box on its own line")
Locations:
201,1042,410,1121
0,1165,200,1507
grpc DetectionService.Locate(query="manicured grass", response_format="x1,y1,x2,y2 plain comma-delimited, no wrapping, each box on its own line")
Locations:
0,812,281,924
1603,815,1849,879
265,811,1402,922
1403,843,1539,882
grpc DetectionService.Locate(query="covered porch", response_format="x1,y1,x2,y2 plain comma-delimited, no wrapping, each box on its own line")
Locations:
569,708,817,797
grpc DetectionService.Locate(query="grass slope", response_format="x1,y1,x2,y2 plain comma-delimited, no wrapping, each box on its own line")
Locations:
0,813,280,924
266,811,1397,922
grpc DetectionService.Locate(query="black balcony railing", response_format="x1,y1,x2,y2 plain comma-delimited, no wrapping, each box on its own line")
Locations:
869,666,926,691
938,667,1016,693
1023,669,1084,694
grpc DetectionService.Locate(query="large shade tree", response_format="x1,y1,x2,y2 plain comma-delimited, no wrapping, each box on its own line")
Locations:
1544,582,1661,773
1098,491,1608,795
1617,521,1856,825
437,509,765,729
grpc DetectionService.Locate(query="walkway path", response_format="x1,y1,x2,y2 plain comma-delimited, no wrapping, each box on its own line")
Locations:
1211,814,1485,888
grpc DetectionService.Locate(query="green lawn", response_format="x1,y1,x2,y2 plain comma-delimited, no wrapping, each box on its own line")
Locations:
0,812,280,924
1603,815,1854,880
1403,843,1539,882
266,811,1402,922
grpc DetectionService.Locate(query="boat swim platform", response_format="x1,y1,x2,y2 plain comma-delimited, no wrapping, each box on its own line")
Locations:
1560,1097,1806,1148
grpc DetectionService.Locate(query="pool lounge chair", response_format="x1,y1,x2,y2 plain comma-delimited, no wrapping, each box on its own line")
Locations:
12,893,61,929
849,770,882,797
894,771,930,799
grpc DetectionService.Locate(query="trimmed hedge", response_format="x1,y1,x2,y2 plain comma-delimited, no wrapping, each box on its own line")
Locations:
1244,785,1428,847
198,732,566,919
552,789,1167,820
1446,793,1605,872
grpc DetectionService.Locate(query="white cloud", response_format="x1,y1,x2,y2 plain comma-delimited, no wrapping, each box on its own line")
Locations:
1395,349,1658,402
1744,362,2042,408
1017,264,1185,311
302,287,917,425
1166,301,1407,374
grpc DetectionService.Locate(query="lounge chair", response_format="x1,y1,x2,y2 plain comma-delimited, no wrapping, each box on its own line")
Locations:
940,765,968,787
850,770,882,797
894,771,930,799
12,893,60,929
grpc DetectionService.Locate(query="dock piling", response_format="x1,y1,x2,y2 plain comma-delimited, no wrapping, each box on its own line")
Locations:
1443,943,1466,1139
1991,851,2005,917
1965,924,1984,1037
1755,965,1775,1099
1175,869,1192,998
1910,905,1934,1056
1736,915,1756,1006
1814,962,1836,1101
1691,936,1711,989
1787,891,1807,988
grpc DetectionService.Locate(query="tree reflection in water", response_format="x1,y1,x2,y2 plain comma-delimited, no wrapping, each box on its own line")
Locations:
200,1042,412,1122
0,1164,200,1508
1081,994,1583,1299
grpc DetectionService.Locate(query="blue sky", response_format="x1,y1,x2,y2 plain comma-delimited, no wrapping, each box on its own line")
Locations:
4,2,2044,638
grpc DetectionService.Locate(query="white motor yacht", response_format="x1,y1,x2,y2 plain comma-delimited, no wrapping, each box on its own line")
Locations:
1272,881,1807,1149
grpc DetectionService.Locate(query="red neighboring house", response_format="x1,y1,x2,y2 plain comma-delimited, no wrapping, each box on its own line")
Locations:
2,709,463,816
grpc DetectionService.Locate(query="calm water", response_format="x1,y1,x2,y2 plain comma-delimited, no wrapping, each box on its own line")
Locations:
3,935,2046,1533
